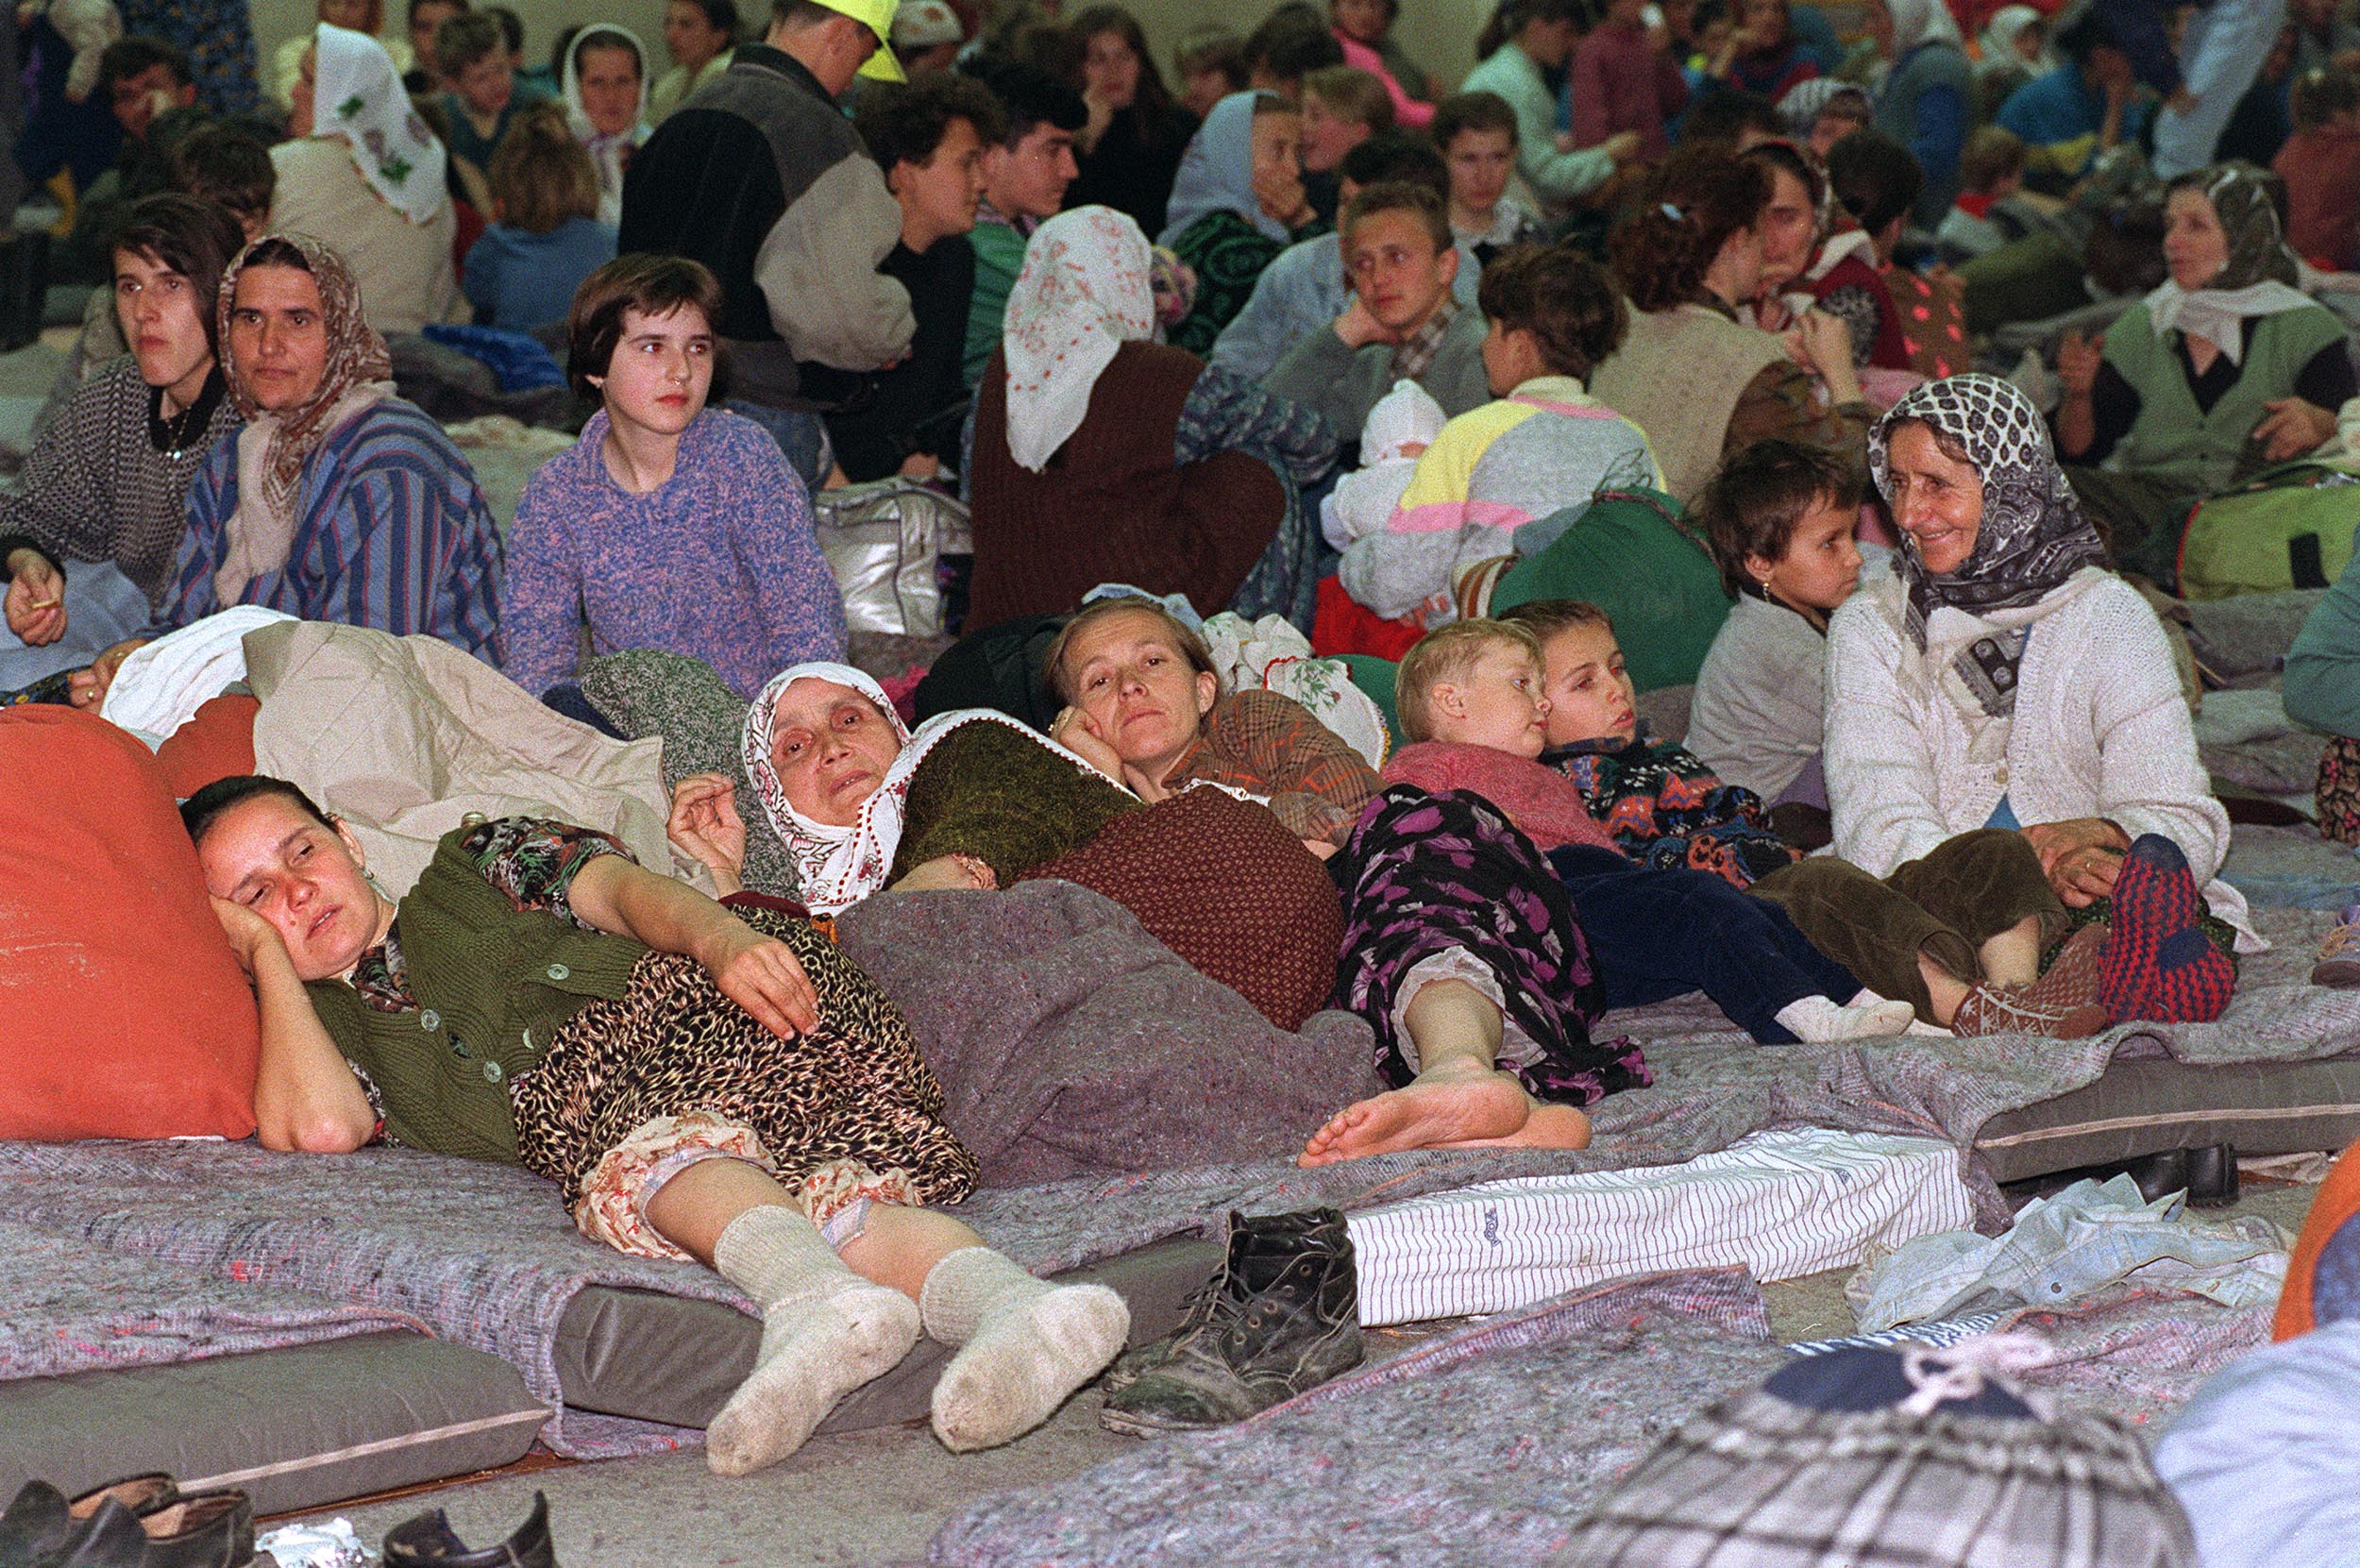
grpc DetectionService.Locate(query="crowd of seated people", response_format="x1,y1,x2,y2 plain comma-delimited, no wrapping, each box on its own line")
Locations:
11,0,2360,1510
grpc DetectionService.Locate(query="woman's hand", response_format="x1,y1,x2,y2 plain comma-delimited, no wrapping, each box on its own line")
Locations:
2056,329,2104,399
889,853,997,892
1788,310,1863,405
2255,396,2339,463
668,773,747,894
68,637,147,711
2023,818,2130,908
1251,161,1312,231
1081,83,1115,151
4,548,66,647
210,894,284,980
1048,705,1127,782
694,917,819,1039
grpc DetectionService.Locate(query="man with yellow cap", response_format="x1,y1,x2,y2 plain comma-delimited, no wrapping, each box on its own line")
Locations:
619,0,921,483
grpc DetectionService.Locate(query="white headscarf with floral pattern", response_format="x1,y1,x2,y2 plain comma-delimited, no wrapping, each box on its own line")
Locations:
1002,205,1156,473
310,23,447,225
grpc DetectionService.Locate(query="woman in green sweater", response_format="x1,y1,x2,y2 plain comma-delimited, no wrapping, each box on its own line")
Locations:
183,774,1126,1476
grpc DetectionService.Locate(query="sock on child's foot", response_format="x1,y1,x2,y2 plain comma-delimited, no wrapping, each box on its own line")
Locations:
2100,835,2235,1024
704,1206,920,1475
919,1246,1130,1453
1775,991,1918,1042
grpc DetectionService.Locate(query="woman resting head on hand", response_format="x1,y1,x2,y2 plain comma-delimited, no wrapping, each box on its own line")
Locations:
186,773,1126,1469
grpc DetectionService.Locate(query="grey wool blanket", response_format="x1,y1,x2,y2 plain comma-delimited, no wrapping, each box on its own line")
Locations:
926,1272,2270,1568
0,902,2346,1458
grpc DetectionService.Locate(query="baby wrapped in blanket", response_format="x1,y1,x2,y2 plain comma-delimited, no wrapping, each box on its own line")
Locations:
1319,379,1448,551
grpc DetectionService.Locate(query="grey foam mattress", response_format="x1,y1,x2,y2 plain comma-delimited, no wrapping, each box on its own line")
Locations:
1974,1053,2360,1184
0,1236,1222,1519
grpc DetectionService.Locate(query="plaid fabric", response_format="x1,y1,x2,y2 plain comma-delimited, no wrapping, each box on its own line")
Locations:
1168,688,1382,845
1562,1341,2198,1568
1390,298,1463,383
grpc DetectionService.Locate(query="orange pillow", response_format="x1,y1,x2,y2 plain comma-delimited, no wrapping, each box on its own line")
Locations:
155,695,261,800
0,706,260,1140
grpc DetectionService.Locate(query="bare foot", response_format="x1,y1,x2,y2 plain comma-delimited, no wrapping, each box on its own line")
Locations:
1298,1066,1532,1166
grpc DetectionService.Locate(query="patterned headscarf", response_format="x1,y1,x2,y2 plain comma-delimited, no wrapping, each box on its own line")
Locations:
741,661,1103,913
1978,6,2053,76
1869,375,2109,693
1001,205,1156,473
2145,162,2313,364
308,23,447,226
213,232,396,604
562,25,650,228
1158,92,1290,246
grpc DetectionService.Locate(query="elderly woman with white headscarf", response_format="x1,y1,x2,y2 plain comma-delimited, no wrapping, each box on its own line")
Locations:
271,23,464,334
563,24,653,226
1822,374,2259,1033
964,204,1338,630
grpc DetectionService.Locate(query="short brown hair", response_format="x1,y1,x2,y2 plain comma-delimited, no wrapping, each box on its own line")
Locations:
1341,179,1451,255
2294,64,2360,131
1395,618,1539,743
1044,596,1221,703
1432,90,1517,151
1958,125,2025,194
1610,146,1769,314
435,10,504,74
1496,599,1613,644
1694,440,1862,599
487,103,598,233
1476,244,1627,380
566,253,726,400
1303,64,1394,132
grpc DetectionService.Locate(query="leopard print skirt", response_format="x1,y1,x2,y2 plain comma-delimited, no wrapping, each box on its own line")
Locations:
508,905,978,1212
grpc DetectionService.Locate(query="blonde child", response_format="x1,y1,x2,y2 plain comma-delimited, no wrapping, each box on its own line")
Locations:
1384,618,1915,1044
462,102,617,331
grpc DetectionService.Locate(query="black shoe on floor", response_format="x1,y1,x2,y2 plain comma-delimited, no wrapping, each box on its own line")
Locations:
1100,1207,1363,1436
1103,1208,1346,1395
382,1492,554,1568
2123,1143,2237,1207
0,1475,186,1568
38,1487,250,1568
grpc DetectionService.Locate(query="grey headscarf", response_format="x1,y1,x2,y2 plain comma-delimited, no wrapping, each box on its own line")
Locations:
1868,374,2110,713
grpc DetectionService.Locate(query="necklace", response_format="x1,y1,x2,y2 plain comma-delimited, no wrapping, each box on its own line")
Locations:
149,371,222,457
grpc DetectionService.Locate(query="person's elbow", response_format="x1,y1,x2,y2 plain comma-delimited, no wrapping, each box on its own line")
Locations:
2284,651,2356,737
261,1108,373,1155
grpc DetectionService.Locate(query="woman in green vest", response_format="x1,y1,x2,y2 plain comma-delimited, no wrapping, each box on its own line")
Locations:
182,774,1128,1476
2053,161,2356,584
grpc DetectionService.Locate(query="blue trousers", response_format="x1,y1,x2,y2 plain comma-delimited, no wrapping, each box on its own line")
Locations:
1546,845,1862,1043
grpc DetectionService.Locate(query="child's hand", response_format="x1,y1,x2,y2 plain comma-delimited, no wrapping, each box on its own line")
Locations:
695,918,818,1039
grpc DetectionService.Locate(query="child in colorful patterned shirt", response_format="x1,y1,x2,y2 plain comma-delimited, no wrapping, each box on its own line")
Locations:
1505,598,1798,889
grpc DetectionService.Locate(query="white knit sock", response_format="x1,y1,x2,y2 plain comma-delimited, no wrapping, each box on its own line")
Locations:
919,1246,1130,1453
1775,990,1920,1042
703,1206,920,1475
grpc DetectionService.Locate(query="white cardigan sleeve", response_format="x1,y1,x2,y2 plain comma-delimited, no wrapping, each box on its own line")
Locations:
2039,582,2234,885
1824,595,1956,876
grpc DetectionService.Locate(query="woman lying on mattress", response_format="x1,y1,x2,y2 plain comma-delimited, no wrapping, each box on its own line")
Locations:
672,599,1645,1171
1808,374,2261,1030
181,774,1127,1476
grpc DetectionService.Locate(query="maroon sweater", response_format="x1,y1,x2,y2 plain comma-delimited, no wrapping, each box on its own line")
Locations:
967,342,1285,627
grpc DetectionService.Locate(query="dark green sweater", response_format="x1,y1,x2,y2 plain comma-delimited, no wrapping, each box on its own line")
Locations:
889,721,1140,886
305,826,647,1165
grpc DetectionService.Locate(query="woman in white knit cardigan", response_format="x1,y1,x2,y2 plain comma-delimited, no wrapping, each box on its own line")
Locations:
1822,375,2253,1026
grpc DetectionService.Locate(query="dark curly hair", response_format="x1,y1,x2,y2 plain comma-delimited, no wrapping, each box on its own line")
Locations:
855,72,1007,174
1608,145,1769,314
1477,243,1627,380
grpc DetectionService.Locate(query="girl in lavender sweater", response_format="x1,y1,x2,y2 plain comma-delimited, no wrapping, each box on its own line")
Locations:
503,256,848,700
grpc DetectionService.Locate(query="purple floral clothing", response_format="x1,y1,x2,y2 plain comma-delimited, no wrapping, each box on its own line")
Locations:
503,407,849,700
1329,785,1650,1106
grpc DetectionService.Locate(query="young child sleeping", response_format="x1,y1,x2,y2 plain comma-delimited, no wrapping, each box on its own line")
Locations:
1502,598,1798,888
1381,618,1916,1045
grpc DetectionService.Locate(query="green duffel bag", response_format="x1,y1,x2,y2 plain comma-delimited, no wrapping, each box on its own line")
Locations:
2178,461,2360,601
1486,488,1735,693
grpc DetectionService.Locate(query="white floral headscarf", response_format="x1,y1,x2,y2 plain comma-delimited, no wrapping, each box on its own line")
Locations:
1002,205,1156,473
310,23,447,225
